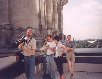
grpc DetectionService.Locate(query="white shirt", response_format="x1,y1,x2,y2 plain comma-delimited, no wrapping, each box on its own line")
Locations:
55,42,64,57
23,37,36,56
46,41,56,55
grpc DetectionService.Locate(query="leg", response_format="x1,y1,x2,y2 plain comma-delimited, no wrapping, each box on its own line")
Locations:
67,53,74,74
29,56,35,79
24,56,29,79
60,74,64,79
50,56,56,79
68,60,73,75
43,56,47,74
68,53,75,79
46,56,51,74
55,57,64,79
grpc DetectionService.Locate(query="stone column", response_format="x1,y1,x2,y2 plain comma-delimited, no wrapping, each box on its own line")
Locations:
52,0,58,31
0,0,12,46
57,0,63,33
57,0,68,33
39,0,45,26
45,0,53,30
9,0,40,39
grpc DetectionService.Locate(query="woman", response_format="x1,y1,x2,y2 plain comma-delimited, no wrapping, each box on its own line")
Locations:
53,35,66,79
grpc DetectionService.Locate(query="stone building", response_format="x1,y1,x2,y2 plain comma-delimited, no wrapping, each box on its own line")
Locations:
0,0,68,47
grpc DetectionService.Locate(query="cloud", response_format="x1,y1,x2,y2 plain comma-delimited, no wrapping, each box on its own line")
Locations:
63,0,102,39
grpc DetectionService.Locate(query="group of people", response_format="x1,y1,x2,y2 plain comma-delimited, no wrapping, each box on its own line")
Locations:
18,27,75,79
41,35,75,79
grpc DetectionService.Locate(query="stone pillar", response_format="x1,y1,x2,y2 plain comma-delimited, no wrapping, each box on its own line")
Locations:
58,0,63,33
13,0,40,29
39,0,46,30
38,0,47,38
0,0,9,24
39,0,45,26
0,0,13,46
52,0,58,31
45,0,53,30
9,0,40,39
57,0,68,33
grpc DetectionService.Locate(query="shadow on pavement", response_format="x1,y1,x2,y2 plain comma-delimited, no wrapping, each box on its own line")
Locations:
0,61,24,79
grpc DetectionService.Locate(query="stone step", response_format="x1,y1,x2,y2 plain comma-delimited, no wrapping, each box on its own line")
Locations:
0,44,8,49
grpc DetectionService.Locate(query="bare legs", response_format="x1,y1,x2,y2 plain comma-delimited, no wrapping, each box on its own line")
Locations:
68,60,75,79
60,74,65,79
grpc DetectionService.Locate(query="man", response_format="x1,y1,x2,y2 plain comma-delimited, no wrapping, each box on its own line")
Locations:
65,35,75,79
41,35,56,79
18,27,36,79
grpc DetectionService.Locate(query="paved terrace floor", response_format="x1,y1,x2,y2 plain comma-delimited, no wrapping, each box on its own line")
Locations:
14,63,102,79
0,56,102,79
15,71,102,79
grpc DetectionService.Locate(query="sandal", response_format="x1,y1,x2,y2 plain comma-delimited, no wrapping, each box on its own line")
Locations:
70,74,75,79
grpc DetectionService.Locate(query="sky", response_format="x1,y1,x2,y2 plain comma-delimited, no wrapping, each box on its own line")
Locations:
63,0,102,40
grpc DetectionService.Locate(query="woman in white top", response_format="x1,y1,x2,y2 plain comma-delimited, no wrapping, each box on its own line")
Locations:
53,35,67,79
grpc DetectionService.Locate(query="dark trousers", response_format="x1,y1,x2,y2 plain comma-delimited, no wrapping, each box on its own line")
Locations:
54,56,64,76
24,56,35,79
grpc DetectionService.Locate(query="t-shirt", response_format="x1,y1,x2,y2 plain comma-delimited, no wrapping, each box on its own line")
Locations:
23,37,36,56
46,41,56,55
55,42,64,57
65,41,75,53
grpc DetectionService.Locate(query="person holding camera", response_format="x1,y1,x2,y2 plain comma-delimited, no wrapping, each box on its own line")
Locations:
18,27,36,79
40,35,56,79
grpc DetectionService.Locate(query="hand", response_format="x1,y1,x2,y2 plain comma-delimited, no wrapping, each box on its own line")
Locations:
66,47,71,52
49,47,56,53
18,42,24,49
67,48,74,52
21,45,35,55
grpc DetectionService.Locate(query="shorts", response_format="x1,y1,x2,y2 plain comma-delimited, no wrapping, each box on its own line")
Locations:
66,52,75,62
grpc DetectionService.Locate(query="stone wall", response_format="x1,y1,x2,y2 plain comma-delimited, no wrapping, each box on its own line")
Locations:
0,0,68,46
0,0,12,45
0,0,9,24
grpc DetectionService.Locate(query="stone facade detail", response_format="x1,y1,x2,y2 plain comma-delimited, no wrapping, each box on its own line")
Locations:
0,0,68,45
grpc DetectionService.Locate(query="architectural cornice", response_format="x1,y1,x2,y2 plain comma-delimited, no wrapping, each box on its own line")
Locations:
57,0,68,10
61,0,68,6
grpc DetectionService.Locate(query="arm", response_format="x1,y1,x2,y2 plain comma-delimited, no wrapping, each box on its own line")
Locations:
69,42,75,51
49,47,56,53
67,48,75,52
28,39,36,55
23,39,36,55
61,45,75,52
26,47,35,55
40,45,48,52
60,45,68,51
18,43,24,49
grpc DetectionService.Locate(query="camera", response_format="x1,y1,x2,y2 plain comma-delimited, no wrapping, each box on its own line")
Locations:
9,36,27,49
15,36,27,46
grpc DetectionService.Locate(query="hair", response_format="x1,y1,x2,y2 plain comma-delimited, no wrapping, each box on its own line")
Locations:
26,26,33,30
67,35,71,37
53,35,60,41
47,35,52,38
